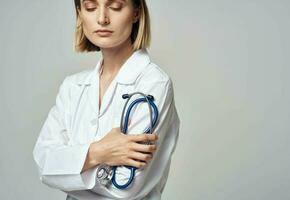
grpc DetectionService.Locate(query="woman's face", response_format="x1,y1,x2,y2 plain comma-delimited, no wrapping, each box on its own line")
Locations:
78,0,139,49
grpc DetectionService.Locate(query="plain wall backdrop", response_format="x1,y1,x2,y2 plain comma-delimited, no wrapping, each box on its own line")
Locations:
0,0,289,199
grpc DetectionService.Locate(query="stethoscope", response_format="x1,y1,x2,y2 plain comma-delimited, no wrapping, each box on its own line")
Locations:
96,92,159,189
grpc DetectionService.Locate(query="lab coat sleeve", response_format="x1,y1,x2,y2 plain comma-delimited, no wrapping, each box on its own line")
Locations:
93,78,180,199
32,77,98,191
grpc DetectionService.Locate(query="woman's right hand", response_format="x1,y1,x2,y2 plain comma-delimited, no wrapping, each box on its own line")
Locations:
91,127,158,169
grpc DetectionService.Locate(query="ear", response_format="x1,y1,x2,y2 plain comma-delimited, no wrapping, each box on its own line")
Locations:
77,16,83,27
77,7,83,25
133,9,140,23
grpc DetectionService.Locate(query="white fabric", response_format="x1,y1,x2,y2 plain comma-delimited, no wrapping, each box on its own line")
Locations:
32,48,180,200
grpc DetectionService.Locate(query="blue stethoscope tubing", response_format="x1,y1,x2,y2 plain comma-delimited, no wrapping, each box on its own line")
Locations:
111,92,159,189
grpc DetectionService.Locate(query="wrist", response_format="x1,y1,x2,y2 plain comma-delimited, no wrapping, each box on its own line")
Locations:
89,141,103,166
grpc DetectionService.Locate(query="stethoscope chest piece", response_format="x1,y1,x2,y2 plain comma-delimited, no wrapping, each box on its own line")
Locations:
96,164,114,187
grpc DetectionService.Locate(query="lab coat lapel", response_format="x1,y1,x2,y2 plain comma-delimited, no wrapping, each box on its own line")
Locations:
115,48,151,85
86,60,101,141
88,59,101,118
98,78,118,118
83,48,151,140
88,48,151,120
89,56,118,118
96,48,151,118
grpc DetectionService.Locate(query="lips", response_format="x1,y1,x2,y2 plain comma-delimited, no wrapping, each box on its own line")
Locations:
96,30,113,33
95,30,113,37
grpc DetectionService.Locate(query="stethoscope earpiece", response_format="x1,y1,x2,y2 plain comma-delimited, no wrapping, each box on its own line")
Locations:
147,94,154,101
122,94,130,99
122,93,154,101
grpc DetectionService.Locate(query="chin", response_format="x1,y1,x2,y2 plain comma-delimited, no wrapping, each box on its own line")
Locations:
91,37,111,45
93,40,124,49
94,43,117,49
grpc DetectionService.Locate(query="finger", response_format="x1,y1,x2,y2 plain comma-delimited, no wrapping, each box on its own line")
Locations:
128,151,153,162
129,133,158,142
112,127,120,132
131,143,157,153
127,159,147,169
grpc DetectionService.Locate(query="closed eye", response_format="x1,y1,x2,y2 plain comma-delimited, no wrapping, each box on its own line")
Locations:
109,2,123,11
86,8,96,12
109,6,122,11
84,2,97,11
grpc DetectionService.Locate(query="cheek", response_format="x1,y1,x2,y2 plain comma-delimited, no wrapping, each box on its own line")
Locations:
79,13,96,34
114,16,133,36
82,17,95,33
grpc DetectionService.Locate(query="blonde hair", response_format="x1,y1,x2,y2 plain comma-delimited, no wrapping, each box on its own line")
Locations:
73,0,151,52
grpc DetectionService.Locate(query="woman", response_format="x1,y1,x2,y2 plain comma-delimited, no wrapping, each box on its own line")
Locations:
32,0,180,199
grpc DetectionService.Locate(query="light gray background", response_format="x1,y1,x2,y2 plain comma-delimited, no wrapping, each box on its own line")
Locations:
0,0,289,199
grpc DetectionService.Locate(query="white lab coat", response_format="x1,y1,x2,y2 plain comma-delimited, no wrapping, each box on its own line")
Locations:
32,48,180,200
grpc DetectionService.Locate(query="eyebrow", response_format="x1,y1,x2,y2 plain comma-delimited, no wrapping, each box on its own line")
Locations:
108,0,125,2
82,0,126,2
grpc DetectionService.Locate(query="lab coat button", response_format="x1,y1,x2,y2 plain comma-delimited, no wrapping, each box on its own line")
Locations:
90,118,98,126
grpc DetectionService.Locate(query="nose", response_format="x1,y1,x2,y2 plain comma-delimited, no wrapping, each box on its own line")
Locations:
97,7,110,25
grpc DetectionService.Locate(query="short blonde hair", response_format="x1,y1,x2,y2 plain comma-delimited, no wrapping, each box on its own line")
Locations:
73,0,151,52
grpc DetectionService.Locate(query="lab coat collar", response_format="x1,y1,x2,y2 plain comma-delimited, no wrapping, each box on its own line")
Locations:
78,48,151,86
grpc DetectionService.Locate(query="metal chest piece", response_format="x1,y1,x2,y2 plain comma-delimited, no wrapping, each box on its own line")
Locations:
96,164,114,187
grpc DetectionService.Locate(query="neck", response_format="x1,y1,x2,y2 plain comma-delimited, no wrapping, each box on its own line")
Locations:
100,38,134,76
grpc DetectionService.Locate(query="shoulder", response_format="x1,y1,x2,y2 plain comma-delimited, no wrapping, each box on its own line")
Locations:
135,62,174,101
137,62,172,87
61,67,94,87
54,68,94,100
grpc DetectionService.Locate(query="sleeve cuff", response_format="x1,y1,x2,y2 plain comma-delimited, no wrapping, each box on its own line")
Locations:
40,142,99,191
42,142,91,175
